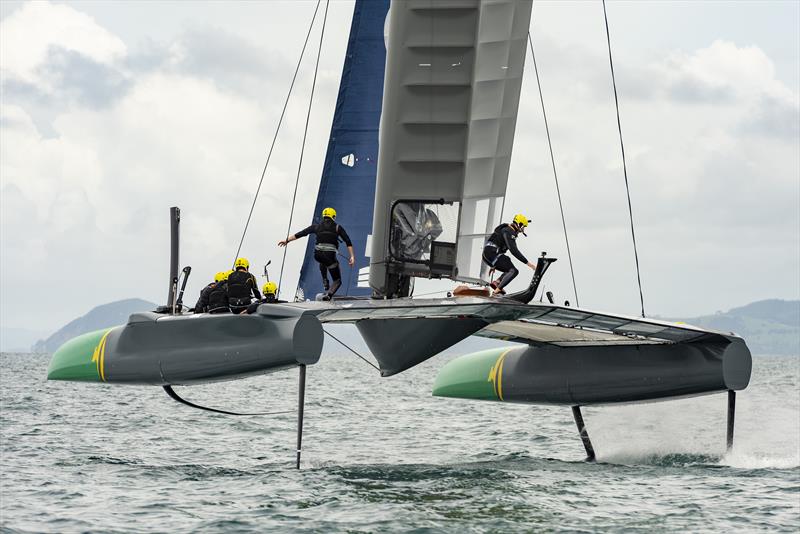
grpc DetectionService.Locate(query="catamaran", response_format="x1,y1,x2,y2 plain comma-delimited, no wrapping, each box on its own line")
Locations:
47,0,751,467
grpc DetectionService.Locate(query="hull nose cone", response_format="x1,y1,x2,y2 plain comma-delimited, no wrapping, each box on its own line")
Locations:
47,328,112,382
432,348,510,401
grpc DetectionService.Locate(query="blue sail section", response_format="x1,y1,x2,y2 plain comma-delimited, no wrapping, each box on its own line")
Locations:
296,0,388,300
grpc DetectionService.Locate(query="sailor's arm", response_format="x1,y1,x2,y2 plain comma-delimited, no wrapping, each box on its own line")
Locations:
250,274,261,300
338,226,355,266
278,225,315,246
503,229,535,268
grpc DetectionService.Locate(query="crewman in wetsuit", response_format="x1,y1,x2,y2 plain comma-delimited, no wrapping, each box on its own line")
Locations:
207,270,231,314
227,258,261,313
194,271,228,313
482,214,536,296
278,207,355,301
241,281,286,314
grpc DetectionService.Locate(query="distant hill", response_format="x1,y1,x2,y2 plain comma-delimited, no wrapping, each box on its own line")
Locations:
670,299,799,356
31,299,157,353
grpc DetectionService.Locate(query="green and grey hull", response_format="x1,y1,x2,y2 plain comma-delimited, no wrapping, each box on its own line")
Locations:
433,336,752,406
47,304,323,385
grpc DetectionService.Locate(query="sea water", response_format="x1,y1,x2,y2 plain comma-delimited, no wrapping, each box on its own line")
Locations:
1,347,798,532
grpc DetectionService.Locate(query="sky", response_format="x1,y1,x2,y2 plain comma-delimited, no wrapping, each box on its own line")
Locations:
1,0,798,336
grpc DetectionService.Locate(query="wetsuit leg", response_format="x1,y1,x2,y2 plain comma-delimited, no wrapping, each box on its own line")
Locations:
314,250,341,297
493,254,518,290
327,263,342,297
319,262,329,291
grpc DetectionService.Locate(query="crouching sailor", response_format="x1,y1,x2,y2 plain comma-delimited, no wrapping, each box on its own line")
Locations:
482,214,536,296
241,282,286,314
227,258,260,313
206,270,231,314
194,271,229,313
278,207,355,300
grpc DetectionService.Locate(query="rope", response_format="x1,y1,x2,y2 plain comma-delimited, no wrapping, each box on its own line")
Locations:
232,0,322,265
323,329,380,371
602,0,646,318
278,0,330,299
527,29,580,308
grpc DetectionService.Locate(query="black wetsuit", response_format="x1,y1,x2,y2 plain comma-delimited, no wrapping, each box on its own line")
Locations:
243,294,286,314
294,218,353,298
482,224,528,291
207,281,230,314
194,282,216,313
227,269,261,313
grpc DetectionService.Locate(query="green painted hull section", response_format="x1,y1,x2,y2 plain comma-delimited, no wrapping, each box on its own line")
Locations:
47,328,113,382
432,348,504,401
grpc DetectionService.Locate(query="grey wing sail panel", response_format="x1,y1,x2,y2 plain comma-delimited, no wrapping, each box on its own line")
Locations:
370,0,534,295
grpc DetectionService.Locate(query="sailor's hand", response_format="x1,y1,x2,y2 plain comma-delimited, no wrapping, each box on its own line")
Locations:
348,256,355,267
527,261,536,270
278,240,287,247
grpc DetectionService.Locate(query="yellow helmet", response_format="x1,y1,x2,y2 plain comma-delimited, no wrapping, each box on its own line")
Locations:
262,281,278,295
226,269,234,278
512,214,530,228
214,271,229,283
321,207,336,219
234,257,250,269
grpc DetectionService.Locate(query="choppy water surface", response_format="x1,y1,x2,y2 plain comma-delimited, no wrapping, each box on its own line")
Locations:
1,344,798,532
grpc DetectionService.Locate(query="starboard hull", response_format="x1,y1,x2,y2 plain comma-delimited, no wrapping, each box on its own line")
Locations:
432,337,752,406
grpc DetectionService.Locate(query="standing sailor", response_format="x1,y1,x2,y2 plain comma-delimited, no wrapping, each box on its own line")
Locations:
482,214,536,296
279,207,355,300
227,258,261,313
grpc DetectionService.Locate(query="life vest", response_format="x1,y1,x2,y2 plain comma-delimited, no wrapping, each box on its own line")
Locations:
207,282,229,312
486,224,514,254
227,270,255,306
315,218,339,250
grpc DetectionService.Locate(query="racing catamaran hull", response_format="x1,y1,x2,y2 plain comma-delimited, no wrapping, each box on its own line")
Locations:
47,305,323,385
432,338,751,406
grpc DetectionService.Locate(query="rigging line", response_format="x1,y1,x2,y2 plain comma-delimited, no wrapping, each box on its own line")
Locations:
278,0,330,298
232,0,322,265
527,29,580,308
602,0,646,318
323,329,380,371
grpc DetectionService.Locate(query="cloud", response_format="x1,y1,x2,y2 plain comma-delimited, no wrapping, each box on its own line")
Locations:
0,0,126,89
0,1,797,331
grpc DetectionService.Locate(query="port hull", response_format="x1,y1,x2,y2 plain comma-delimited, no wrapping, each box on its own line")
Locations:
47,305,323,385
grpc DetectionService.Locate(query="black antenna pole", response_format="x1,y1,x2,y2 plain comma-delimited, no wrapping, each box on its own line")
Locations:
167,207,180,313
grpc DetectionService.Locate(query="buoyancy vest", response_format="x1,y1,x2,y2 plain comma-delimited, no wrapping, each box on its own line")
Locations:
227,270,255,306
207,281,229,311
486,224,512,253
315,218,339,249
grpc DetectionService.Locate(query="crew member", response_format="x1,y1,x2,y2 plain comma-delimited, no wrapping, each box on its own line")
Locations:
227,258,260,313
207,270,231,314
241,281,285,314
482,214,536,296
194,271,227,313
278,207,355,300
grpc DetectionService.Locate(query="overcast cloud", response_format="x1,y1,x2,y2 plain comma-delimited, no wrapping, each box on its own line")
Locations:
1,0,798,334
